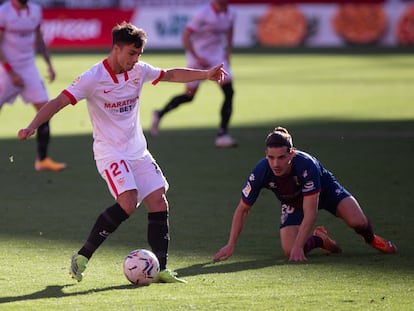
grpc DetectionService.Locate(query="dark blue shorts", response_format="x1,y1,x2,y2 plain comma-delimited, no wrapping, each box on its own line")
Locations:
279,180,351,229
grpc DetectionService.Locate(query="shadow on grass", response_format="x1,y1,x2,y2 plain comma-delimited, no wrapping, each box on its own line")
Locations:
1,253,410,305
0,258,279,304
0,283,136,305
175,258,285,277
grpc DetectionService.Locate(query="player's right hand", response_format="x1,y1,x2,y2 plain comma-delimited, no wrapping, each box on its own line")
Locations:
18,127,35,140
212,244,234,262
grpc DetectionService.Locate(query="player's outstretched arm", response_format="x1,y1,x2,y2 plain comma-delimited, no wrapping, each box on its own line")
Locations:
162,64,227,84
18,93,71,140
213,199,252,262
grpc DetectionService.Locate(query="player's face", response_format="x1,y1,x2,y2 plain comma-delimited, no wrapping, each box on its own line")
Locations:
13,0,28,7
214,0,228,8
116,44,143,72
266,147,294,176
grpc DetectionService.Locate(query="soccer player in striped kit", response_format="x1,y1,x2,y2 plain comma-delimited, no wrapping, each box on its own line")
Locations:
151,0,237,148
0,0,65,171
18,22,227,283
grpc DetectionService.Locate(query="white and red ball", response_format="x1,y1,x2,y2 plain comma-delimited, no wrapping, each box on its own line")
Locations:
123,249,160,285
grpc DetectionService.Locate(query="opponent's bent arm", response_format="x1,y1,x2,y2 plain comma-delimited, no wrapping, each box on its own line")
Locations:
289,193,319,261
213,199,252,261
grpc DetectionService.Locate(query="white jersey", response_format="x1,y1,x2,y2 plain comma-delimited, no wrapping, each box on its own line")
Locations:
63,59,164,161
185,2,236,67
0,1,42,66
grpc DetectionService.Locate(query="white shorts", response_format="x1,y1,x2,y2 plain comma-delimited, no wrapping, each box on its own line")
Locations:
96,152,169,206
0,60,48,107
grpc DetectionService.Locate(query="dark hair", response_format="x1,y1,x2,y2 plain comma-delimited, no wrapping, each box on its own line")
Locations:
265,126,293,149
112,21,147,48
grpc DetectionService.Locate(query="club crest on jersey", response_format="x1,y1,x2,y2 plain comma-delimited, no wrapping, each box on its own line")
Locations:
117,177,125,186
249,174,255,181
335,188,344,196
268,182,277,189
302,170,308,178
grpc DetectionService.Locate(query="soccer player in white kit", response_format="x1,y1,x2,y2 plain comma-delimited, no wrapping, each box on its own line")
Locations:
151,0,237,148
18,22,227,283
0,0,65,171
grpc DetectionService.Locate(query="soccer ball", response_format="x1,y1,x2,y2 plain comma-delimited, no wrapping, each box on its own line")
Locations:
123,249,160,286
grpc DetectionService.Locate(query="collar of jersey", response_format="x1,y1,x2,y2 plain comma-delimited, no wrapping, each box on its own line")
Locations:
103,58,129,83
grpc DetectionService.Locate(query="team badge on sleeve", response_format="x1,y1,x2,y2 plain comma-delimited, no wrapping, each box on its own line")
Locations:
242,182,252,197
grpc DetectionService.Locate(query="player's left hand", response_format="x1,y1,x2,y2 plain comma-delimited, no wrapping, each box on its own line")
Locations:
207,63,228,84
47,65,56,83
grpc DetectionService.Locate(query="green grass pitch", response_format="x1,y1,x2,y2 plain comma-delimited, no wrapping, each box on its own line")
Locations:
0,53,413,310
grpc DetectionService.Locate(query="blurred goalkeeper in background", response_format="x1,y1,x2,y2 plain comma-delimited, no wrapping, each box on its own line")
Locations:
18,21,227,283
151,0,237,148
214,126,397,262
0,0,65,171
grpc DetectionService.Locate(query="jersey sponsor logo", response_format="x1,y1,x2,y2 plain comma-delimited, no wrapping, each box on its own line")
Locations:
303,181,315,192
302,170,308,178
104,96,139,113
242,181,252,197
103,89,112,93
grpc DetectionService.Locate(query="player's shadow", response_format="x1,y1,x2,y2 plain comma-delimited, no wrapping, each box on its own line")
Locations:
175,258,286,277
0,283,135,305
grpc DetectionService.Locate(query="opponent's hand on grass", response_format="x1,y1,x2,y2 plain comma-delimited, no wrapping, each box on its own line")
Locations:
213,244,234,262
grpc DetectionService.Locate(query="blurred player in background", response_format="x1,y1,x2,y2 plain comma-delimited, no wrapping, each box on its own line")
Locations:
213,126,397,262
18,22,227,283
151,0,237,148
0,0,65,171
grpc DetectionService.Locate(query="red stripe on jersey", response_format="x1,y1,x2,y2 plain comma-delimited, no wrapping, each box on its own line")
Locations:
62,90,77,105
103,59,119,83
3,62,12,72
104,169,119,198
152,70,165,85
